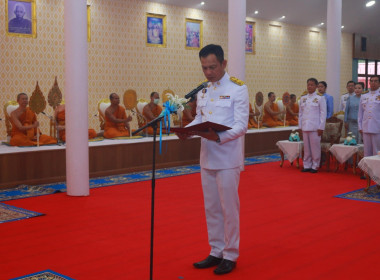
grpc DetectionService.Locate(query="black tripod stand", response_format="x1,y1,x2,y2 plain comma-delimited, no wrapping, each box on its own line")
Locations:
133,115,164,280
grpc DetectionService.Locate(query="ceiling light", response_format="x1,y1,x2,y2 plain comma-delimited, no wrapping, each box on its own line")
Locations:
254,10,259,14
366,1,376,7
320,22,324,26
201,1,205,5
341,25,344,29
281,16,286,19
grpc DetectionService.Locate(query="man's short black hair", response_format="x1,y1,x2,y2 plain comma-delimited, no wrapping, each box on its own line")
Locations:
17,92,27,101
268,92,275,98
199,44,224,64
150,92,159,98
109,93,117,100
370,75,380,82
307,78,318,86
347,80,355,86
355,82,365,89
290,94,296,99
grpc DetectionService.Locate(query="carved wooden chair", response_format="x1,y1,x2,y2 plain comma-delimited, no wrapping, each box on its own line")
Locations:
320,116,343,170
97,98,110,132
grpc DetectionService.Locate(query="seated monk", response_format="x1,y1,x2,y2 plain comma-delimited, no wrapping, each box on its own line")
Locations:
104,93,132,138
262,92,288,127
141,91,167,135
182,96,196,127
286,94,299,126
10,93,57,146
54,104,97,142
248,103,261,128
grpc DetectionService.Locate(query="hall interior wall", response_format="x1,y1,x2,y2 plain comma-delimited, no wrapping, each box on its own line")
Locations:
0,0,353,140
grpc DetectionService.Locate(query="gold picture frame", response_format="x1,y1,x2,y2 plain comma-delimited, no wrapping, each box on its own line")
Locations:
245,21,256,55
146,13,166,48
185,18,203,50
87,4,91,42
6,0,36,38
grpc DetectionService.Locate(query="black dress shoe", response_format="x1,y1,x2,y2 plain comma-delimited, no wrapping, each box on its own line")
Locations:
301,168,311,172
309,169,318,173
193,255,222,269
214,259,236,275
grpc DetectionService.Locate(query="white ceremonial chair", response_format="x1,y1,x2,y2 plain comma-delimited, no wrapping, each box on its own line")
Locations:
4,101,19,142
97,98,110,132
136,98,148,128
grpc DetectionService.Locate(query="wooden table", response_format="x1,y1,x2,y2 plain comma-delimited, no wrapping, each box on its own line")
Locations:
358,155,380,191
276,140,303,168
329,144,364,175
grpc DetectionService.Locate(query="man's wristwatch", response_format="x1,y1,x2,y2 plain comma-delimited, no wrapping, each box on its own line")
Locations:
215,134,221,143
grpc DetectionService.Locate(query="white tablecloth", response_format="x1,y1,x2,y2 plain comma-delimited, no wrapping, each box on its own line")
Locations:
358,155,380,185
276,140,303,162
329,144,364,164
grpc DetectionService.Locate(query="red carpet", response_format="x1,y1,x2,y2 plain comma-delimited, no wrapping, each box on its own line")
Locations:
1,161,380,280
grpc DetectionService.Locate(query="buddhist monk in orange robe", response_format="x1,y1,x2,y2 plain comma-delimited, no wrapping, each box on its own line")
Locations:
182,97,196,127
141,92,167,135
10,93,57,146
248,103,261,129
262,92,288,127
54,104,97,142
104,93,132,138
286,94,299,126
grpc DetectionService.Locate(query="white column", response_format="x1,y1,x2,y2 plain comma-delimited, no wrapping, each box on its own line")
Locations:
326,0,342,113
64,0,90,196
228,0,246,81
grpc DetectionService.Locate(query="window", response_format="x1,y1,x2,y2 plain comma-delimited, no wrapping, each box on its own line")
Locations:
357,59,380,89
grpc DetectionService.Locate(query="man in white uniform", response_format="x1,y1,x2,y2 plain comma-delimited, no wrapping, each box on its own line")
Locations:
358,75,380,157
299,78,327,173
176,44,249,275
339,80,355,112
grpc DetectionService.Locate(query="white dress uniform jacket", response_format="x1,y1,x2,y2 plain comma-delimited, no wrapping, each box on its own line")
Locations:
298,91,327,131
358,90,380,133
187,72,249,170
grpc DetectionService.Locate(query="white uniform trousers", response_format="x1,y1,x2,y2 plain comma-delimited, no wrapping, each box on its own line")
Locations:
363,133,380,157
302,131,321,170
200,167,241,262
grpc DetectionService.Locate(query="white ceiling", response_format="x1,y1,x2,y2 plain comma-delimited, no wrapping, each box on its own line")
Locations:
144,0,380,37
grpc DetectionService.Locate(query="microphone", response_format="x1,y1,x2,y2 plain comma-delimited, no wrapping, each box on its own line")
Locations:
185,82,209,99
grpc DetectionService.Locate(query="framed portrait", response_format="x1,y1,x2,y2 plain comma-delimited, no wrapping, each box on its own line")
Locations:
6,0,36,38
146,13,166,47
87,4,91,42
245,21,256,54
185,18,203,50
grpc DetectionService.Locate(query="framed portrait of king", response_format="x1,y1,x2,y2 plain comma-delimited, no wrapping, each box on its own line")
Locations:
245,21,256,54
146,13,166,47
6,0,36,38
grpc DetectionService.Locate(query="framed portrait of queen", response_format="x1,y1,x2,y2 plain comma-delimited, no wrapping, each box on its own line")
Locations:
245,21,256,54
6,0,36,38
185,18,203,50
146,13,166,47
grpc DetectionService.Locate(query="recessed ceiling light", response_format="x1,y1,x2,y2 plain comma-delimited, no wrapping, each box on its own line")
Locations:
254,10,259,14
320,22,324,26
366,1,376,7
281,16,285,19
341,25,344,29
201,1,205,5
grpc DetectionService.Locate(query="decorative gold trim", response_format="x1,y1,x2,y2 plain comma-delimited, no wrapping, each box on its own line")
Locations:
146,13,166,48
123,89,137,110
87,4,91,42
185,18,203,50
5,0,37,38
245,21,256,55
162,88,174,103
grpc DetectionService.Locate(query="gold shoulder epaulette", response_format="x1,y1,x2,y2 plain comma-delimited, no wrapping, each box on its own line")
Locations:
363,90,369,94
230,77,245,86
301,92,308,96
317,93,324,96
198,79,208,86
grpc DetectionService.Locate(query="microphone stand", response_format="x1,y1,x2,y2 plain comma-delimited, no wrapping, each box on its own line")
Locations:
133,114,164,280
